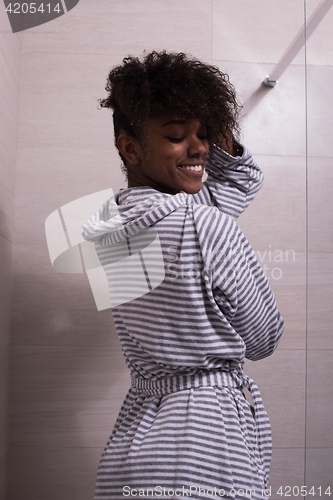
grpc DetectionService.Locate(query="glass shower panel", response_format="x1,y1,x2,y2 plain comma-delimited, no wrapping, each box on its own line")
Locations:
305,0,333,490
231,0,308,491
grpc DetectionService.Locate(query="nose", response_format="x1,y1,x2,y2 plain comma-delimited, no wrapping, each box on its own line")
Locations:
187,133,208,157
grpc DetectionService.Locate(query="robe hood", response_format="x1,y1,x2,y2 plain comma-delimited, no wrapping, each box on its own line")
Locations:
81,187,193,246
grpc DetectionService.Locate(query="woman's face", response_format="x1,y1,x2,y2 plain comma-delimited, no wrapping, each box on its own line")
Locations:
127,113,210,195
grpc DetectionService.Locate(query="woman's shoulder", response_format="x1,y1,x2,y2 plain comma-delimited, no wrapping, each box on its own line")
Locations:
192,200,235,226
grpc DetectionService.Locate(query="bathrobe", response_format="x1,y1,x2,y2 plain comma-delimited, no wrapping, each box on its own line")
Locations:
82,144,284,500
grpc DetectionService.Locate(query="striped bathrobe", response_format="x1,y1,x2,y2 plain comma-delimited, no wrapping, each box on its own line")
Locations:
82,144,284,500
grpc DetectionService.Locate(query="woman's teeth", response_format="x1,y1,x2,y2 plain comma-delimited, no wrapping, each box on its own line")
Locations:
182,165,202,172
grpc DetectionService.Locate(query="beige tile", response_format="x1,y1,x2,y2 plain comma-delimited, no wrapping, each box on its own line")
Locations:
213,0,305,64
240,63,307,157
0,2,10,32
11,260,119,346
305,448,333,490
0,348,9,417
308,253,333,285
18,52,120,150
214,0,333,70
9,345,130,403
12,259,94,311
307,285,333,350
0,7,23,47
22,0,212,60
244,350,306,448
0,111,17,176
307,68,333,158
17,32,23,49
0,347,9,454
14,146,125,245
260,252,306,288
270,285,306,350
308,158,333,253
0,190,15,243
13,242,61,275
213,0,303,63
213,60,276,110
11,297,119,348
0,459,6,500
0,346,9,500
7,445,101,500
9,397,126,448
0,28,22,80
238,155,306,252
0,104,18,242
0,24,21,141
0,236,13,347
0,56,20,141
0,28,20,240
0,180,15,243
305,0,333,66
306,350,333,449
8,344,130,473
268,448,305,499
211,61,307,157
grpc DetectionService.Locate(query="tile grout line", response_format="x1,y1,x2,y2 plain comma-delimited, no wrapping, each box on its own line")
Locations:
304,0,309,491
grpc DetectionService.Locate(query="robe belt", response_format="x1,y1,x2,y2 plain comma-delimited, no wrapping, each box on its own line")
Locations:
131,369,272,489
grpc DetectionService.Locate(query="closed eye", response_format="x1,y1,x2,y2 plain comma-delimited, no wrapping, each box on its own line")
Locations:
166,137,185,143
167,136,207,143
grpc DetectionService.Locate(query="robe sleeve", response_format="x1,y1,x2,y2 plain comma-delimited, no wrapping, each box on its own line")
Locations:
194,206,284,361
193,142,264,220
228,229,284,361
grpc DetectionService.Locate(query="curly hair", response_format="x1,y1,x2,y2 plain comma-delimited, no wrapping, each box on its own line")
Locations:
99,51,242,172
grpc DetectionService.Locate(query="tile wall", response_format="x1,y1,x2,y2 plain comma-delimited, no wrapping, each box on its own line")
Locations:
0,6,22,500
1,0,332,499
305,33,333,487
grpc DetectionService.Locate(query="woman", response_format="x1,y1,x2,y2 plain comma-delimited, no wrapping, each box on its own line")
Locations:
82,51,284,500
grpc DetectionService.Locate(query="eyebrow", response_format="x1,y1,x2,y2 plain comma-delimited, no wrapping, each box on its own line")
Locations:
162,119,189,127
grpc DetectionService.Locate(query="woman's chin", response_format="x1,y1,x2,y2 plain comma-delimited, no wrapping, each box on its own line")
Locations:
180,181,203,195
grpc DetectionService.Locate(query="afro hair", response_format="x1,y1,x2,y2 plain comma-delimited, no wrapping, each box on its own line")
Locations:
99,51,242,172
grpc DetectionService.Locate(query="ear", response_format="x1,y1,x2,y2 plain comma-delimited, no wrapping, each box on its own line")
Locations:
117,133,142,166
